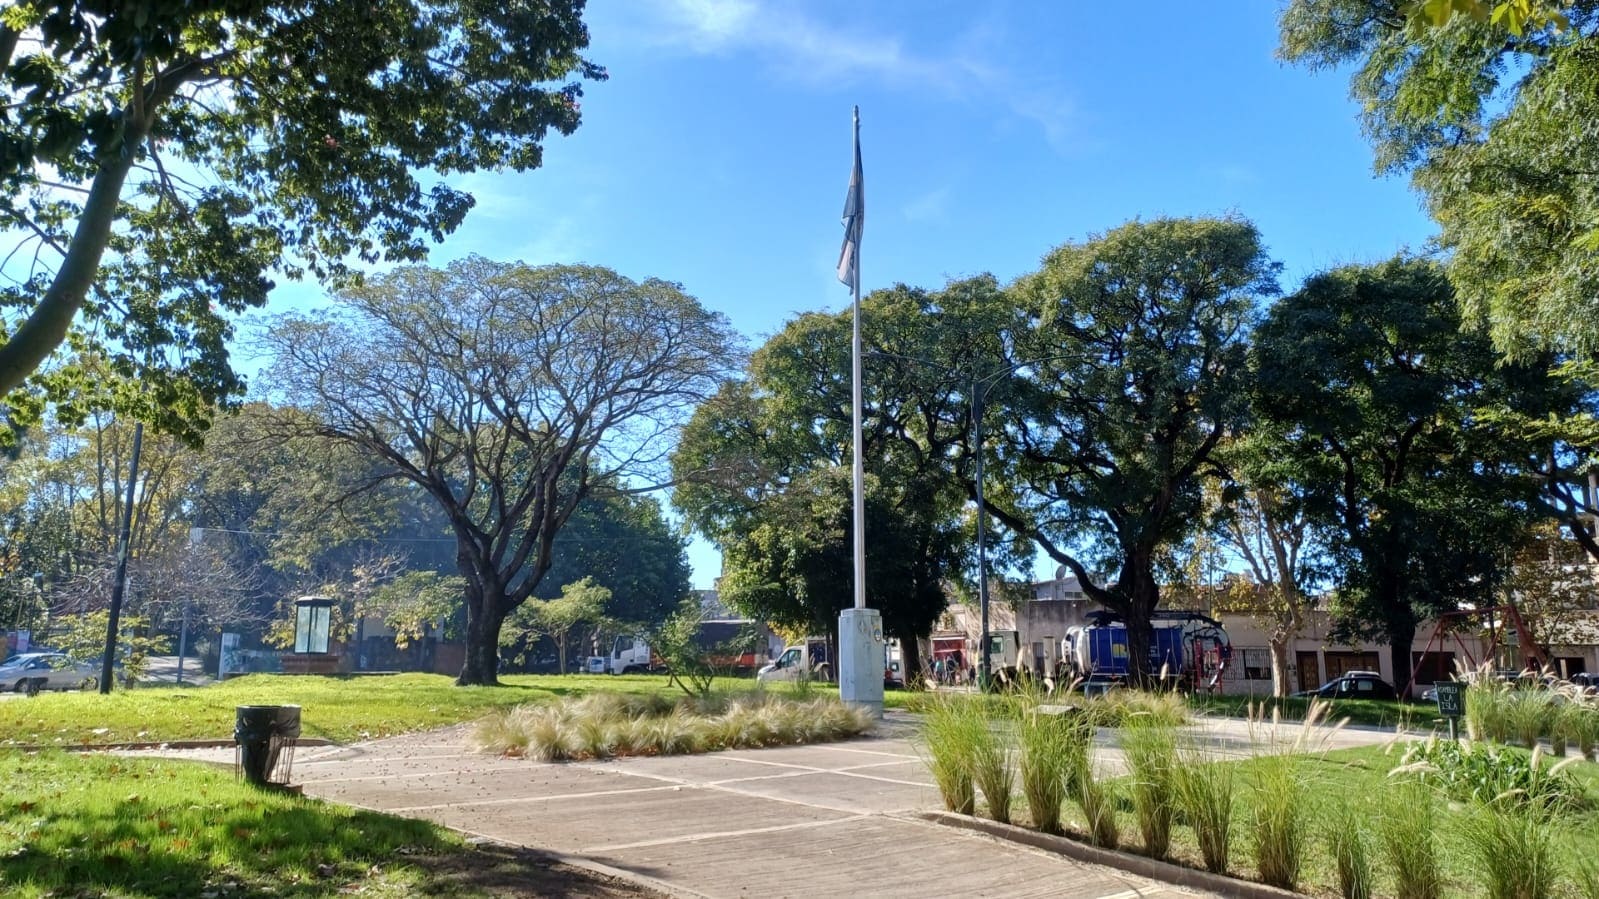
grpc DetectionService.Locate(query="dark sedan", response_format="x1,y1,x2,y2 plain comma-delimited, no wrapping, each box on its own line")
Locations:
1294,671,1398,701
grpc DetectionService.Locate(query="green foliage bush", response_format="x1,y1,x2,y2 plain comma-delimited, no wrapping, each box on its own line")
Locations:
1398,740,1581,812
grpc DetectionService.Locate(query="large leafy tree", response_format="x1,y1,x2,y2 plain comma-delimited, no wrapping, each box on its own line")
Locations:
263,258,739,685
1279,0,1599,358
1252,257,1554,690
0,0,602,438
673,282,1001,681
992,217,1276,685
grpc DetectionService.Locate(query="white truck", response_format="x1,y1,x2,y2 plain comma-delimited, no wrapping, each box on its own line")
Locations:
755,637,833,683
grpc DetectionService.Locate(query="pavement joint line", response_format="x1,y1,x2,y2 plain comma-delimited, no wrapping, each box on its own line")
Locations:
302,763,531,785
383,783,684,813
832,769,937,789
576,812,873,854
298,751,478,766
812,743,921,761
694,779,887,816
1093,891,1147,899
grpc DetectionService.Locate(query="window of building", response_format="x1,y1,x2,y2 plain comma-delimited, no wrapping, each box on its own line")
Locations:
1242,648,1271,680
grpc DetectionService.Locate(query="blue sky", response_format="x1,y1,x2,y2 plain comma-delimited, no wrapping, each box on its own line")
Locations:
268,0,1438,587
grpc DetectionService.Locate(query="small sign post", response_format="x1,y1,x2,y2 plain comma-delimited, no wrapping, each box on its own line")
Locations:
1434,682,1466,741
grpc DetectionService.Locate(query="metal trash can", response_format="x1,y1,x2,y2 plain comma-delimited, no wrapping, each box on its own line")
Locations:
234,705,302,787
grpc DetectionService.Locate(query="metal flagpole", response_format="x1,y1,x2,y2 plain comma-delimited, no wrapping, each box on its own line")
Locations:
850,105,865,614
837,105,882,716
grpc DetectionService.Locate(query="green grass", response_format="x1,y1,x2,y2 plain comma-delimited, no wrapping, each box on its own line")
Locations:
1192,694,1443,731
0,672,704,746
0,751,634,898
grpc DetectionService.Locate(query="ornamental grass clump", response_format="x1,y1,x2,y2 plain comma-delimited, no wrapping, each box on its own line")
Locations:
1246,701,1337,891
1073,754,1120,850
1121,717,1178,858
1174,751,1234,875
1466,672,1513,744
919,695,982,815
1323,801,1372,899
472,693,872,760
1507,687,1556,751
1376,780,1442,899
1460,800,1561,899
1017,707,1087,834
969,712,1015,824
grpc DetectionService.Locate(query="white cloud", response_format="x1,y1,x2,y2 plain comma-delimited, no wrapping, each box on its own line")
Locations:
623,1,1077,151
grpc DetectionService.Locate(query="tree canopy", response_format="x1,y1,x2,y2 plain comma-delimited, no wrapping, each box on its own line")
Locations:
1251,257,1561,689
1280,0,1599,357
263,257,740,684
992,216,1276,684
0,0,602,439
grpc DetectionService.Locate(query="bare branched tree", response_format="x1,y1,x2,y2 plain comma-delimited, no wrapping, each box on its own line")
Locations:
261,258,741,684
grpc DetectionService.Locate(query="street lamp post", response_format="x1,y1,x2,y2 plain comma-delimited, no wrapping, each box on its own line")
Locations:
870,350,1069,690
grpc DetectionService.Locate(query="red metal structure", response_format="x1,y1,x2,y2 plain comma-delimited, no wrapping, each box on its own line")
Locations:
1406,605,1549,698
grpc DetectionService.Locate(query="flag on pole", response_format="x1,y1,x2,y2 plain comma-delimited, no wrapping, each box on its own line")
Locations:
837,109,864,290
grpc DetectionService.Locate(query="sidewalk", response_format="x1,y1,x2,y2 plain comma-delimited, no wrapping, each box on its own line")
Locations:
136,713,1411,898
284,720,1202,899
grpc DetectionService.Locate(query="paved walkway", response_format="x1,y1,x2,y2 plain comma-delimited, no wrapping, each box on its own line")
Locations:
139,712,1415,899
221,723,1201,899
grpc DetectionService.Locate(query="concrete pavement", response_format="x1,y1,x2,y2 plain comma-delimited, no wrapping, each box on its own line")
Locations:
287,723,1204,899
131,712,1413,899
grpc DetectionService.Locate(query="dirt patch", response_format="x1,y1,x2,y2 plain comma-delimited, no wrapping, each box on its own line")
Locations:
407,840,668,898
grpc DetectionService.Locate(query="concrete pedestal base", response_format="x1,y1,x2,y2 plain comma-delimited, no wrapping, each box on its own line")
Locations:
838,608,885,718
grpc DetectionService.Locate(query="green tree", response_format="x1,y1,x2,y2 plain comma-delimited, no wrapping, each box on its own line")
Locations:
1252,257,1551,690
673,281,995,682
1279,0,1599,358
263,258,740,685
502,576,609,674
538,489,691,629
992,217,1276,686
0,0,603,438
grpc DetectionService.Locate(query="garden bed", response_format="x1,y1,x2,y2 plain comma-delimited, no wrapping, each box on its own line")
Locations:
917,692,1599,898
472,691,875,760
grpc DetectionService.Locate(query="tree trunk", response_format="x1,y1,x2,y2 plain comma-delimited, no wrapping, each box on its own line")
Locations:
1389,626,1416,701
458,588,506,686
1269,636,1292,698
1121,552,1161,688
899,632,923,687
556,633,567,675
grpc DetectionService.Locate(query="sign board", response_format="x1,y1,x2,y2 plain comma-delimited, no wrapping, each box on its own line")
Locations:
1434,682,1466,718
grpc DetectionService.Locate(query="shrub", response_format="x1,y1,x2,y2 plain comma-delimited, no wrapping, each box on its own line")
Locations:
1121,718,1178,858
1377,780,1442,899
1091,689,1189,728
1017,708,1086,834
1397,739,1581,813
1324,801,1371,899
1174,752,1234,875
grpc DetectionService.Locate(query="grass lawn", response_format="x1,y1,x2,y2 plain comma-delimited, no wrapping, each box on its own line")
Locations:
0,751,651,898
1190,693,1444,730
1041,742,1599,898
0,672,709,746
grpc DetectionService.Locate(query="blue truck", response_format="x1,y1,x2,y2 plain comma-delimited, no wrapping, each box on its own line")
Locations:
1061,610,1231,691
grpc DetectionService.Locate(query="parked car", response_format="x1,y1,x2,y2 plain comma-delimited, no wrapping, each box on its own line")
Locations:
0,652,105,693
1294,671,1398,701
